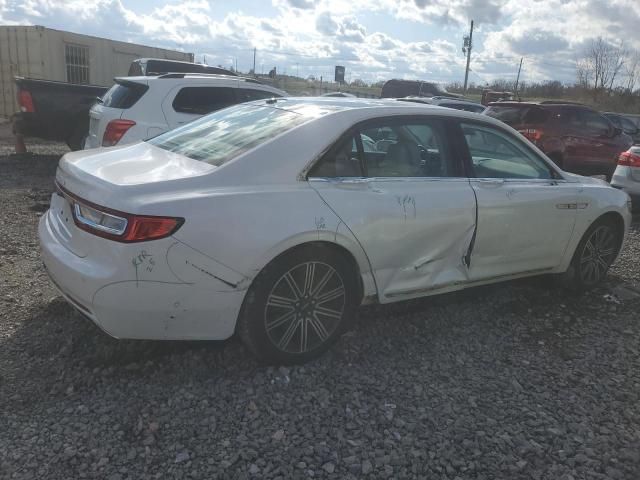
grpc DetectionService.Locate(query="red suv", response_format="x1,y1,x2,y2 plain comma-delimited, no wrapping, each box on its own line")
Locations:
484,102,633,177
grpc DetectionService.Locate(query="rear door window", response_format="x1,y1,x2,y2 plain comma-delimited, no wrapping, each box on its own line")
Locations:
309,118,461,179
620,116,638,133
172,87,237,115
571,109,611,136
101,81,148,109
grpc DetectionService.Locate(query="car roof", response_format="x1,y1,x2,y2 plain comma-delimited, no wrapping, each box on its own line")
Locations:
118,73,263,83
248,97,505,126
114,74,286,93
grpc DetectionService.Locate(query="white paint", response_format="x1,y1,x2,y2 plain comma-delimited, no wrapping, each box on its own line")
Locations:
39,98,633,341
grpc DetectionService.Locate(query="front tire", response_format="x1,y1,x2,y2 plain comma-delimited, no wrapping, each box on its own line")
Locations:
237,245,359,364
563,218,621,291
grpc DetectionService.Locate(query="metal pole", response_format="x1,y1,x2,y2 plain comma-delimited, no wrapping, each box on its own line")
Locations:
253,48,256,75
514,57,523,95
463,20,474,94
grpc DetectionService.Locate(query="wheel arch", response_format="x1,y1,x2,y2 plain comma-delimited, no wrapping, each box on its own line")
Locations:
244,234,374,305
596,211,626,247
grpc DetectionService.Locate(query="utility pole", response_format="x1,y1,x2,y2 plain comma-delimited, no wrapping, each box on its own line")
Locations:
252,48,256,75
463,20,474,93
514,57,523,95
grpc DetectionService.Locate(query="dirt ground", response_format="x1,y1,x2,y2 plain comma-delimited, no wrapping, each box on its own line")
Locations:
1,142,640,479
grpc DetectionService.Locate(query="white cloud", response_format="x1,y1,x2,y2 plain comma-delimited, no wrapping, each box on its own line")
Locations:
1,0,639,84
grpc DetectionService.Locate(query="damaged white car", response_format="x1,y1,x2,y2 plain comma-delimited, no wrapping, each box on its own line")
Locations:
39,98,632,364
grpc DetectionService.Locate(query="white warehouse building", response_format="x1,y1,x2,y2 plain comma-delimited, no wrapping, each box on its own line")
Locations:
0,25,193,118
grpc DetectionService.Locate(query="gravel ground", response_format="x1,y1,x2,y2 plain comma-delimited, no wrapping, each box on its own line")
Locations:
1,149,640,480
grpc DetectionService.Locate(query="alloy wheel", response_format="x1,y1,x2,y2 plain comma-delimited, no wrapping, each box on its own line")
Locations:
579,225,617,285
264,261,346,354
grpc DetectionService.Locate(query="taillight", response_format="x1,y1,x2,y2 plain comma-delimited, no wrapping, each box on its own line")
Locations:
124,216,183,242
102,119,136,147
59,184,183,242
519,128,543,142
18,90,35,113
618,150,640,167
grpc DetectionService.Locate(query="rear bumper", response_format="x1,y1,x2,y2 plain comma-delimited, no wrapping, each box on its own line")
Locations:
39,209,245,340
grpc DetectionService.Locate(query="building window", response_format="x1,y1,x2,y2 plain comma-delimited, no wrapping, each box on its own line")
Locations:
65,44,90,84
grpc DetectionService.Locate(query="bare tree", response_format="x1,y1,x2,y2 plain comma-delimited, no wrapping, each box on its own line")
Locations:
623,49,640,93
576,37,626,96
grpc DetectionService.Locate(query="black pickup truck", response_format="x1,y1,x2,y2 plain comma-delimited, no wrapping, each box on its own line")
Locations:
14,77,108,150
12,59,236,151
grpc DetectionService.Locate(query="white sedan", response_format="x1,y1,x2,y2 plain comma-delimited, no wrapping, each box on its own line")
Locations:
39,98,632,364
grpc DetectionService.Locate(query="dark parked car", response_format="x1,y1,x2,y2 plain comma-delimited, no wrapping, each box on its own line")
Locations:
13,77,108,150
603,112,640,144
399,96,485,113
484,102,633,177
381,79,461,99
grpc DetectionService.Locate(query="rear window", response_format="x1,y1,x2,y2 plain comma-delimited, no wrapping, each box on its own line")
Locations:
484,106,550,125
147,103,307,166
172,87,236,115
101,81,148,109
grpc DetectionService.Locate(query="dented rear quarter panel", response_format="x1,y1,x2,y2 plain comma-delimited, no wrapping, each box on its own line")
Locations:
168,184,376,299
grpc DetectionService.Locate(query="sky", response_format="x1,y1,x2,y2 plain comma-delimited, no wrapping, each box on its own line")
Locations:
1,0,639,86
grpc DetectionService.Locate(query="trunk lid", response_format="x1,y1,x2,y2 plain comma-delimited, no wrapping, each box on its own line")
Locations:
52,142,215,256
59,141,216,193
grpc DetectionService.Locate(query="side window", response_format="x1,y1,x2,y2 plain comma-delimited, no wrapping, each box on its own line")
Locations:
308,135,363,178
607,115,622,128
237,88,280,102
172,87,236,115
621,116,638,133
360,120,453,178
580,110,610,136
461,123,552,180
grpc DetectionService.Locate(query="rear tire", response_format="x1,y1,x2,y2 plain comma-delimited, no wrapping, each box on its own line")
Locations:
561,218,621,291
237,245,359,365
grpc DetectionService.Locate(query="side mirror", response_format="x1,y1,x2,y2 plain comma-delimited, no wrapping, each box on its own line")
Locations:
612,126,623,137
